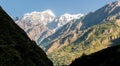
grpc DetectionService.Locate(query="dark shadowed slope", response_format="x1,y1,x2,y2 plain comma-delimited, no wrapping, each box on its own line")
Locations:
70,38,120,66
0,6,53,66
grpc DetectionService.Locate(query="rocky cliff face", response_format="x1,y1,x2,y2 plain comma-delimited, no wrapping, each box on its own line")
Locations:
0,6,53,66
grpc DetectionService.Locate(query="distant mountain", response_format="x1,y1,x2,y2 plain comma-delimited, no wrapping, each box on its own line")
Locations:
17,10,56,44
58,13,83,29
0,6,53,66
46,1,120,66
17,10,83,45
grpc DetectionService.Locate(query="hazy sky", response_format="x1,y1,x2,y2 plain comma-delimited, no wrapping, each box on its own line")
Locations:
0,0,116,18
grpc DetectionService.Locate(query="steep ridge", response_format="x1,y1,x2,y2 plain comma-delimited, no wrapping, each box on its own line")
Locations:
70,38,120,66
0,6,53,66
82,1,120,28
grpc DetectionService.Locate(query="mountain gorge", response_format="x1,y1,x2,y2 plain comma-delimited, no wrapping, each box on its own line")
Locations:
15,1,120,66
0,6,53,66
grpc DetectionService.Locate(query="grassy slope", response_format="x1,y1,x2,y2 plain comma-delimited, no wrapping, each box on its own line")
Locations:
48,21,120,66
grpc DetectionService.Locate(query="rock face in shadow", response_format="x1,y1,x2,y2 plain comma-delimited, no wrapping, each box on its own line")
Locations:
0,6,53,66
70,38,120,66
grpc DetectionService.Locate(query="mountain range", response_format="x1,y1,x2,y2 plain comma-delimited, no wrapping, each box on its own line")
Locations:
17,10,83,46
16,1,120,66
41,1,120,52
45,1,120,65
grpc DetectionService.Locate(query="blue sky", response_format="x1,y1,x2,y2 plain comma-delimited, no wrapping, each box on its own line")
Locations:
0,0,116,18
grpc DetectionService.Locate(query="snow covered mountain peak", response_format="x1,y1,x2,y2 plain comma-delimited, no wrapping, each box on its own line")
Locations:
110,1,120,6
23,9,55,17
41,9,56,17
59,13,83,21
17,9,84,45
58,13,84,28
21,10,56,25
21,10,84,28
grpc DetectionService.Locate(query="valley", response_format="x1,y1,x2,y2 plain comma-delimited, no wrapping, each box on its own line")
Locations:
0,0,120,66
16,1,120,65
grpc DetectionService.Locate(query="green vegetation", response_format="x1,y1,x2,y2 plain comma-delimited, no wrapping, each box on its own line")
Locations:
48,21,120,66
70,42,120,66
